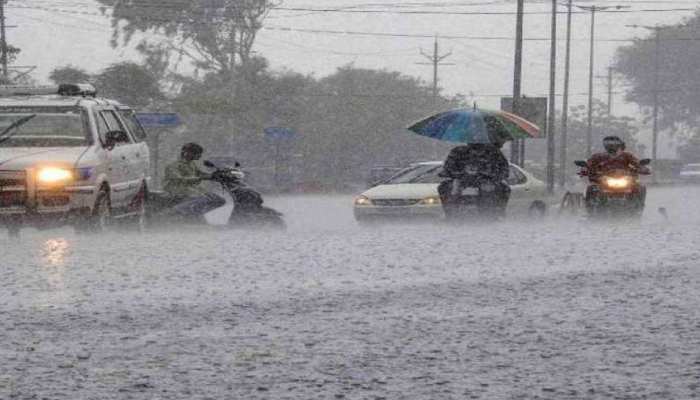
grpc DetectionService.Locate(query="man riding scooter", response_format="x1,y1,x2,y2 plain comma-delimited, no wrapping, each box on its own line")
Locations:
438,129,510,220
581,136,650,215
162,142,226,222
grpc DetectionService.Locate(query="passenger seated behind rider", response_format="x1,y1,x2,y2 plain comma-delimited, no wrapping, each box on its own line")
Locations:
438,130,510,217
585,135,649,204
163,142,225,220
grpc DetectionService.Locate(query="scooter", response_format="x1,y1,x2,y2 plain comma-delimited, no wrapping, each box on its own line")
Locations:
574,159,651,218
147,160,286,230
438,167,509,221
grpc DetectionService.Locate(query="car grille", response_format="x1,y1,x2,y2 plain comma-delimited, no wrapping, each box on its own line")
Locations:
372,199,421,207
0,170,27,209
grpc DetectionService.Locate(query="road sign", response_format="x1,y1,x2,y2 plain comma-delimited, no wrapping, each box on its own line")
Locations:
264,126,296,140
135,112,181,128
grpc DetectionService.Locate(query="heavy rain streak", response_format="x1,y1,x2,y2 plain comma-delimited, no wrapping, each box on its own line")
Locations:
2,0,700,399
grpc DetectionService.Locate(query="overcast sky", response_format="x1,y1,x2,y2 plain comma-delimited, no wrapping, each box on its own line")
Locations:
13,0,698,156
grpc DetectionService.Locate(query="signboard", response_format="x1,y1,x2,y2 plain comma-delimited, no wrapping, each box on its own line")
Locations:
264,126,296,141
135,112,181,128
500,97,547,138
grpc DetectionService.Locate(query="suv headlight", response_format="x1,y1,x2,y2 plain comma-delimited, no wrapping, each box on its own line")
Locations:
37,167,74,184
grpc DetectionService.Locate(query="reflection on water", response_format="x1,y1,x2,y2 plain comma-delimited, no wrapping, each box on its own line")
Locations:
41,238,70,290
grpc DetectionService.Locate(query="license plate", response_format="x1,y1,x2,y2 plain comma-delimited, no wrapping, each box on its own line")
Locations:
461,187,478,195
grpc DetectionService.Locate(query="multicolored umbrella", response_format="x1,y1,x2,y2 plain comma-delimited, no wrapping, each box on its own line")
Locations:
407,108,540,144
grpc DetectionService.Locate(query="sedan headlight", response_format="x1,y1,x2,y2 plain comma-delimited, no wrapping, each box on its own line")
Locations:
418,196,441,205
37,167,74,184
604,176,631,189
354,195,372,206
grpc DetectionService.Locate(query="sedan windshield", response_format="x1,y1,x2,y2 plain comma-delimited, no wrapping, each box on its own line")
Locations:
386,164,442,184
0,109,90,147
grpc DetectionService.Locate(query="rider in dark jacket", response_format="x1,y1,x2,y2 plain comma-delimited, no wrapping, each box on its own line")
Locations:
438,141,511,218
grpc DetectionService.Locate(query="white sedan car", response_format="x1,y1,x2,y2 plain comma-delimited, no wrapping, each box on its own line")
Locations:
354,161,549,222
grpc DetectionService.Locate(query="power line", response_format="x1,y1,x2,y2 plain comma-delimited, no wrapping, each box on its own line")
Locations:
263,25,700,42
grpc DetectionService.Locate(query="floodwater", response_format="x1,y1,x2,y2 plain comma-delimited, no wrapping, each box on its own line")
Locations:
1,185,700,399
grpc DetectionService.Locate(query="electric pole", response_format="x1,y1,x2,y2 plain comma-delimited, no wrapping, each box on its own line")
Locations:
417,35,454,158
511,0,525,166
577,4,629,157
627,24,665,161
419,35,454,108
595,66,614,116
559,0,573,188
0,0,8,81
546,0,557,194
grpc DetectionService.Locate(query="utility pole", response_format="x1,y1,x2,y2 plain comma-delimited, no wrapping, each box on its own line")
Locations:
627,24,665,161
595,66,614,116
0,0,8,81
511,0,525,166
546,0,557,194
559,0,573,188
607,66,613,116
418,35,454,159
419,35,453,108
576,4,629,157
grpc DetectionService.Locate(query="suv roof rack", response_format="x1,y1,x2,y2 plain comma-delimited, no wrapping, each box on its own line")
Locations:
0,83,97,97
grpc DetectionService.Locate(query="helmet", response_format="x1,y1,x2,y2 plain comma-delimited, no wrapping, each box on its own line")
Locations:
603,136,624,154
181,142,203,160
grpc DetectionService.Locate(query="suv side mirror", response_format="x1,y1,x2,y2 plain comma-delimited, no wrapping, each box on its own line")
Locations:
104,130,129,150
574,160,587,167
639,158,651,166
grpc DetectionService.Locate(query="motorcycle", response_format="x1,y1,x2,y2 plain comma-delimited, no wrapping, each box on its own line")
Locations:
147,160,286,230
438,167,509,220
574,158,651,218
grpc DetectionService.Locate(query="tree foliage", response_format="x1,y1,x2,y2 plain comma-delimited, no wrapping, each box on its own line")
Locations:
96,0,275,77
49,62,164,107
49,66,92,85
614,9,700,133
162,63,462,189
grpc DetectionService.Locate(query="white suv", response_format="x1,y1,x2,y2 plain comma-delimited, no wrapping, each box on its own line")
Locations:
0,84,150,236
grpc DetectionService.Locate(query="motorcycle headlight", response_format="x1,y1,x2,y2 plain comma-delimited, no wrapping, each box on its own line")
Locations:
354,195,372,206
604,176,631,189
419,196,441,205
37,167,74,184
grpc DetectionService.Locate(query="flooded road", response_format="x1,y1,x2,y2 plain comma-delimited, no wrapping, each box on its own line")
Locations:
1,185,700,399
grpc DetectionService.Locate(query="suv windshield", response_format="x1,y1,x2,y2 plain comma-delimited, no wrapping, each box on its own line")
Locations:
0,107,90,147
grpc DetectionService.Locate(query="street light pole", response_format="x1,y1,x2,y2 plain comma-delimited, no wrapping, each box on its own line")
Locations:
577,4,629,157
511,0,525,166
559,0,573,188
652,30,660,161
627,24,665,161
546,0,557,194
585,6,596,157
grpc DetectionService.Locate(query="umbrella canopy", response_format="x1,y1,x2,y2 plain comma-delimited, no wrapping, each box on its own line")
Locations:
407,108,540,144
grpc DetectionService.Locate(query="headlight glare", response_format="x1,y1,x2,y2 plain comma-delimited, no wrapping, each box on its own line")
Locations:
604,176,630,189
37,167,74,184
419,196,442,205
354,195,372,206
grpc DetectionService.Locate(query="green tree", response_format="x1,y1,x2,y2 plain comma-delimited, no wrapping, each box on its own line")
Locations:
614,9,700,133
96,0,275,77
94,62,164,107
48,65,92,85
